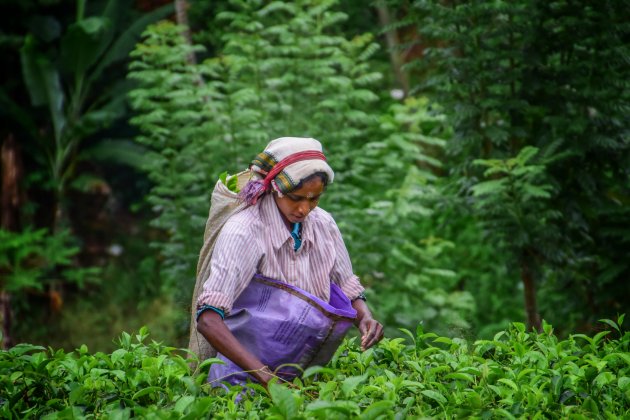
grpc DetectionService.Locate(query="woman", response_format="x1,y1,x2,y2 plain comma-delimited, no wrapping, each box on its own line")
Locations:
195,137,383,387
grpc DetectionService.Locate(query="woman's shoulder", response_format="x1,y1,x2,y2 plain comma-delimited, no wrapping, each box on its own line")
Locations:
308,207,338,229
222,204,264,234
307,207,347,245
227,204,261,223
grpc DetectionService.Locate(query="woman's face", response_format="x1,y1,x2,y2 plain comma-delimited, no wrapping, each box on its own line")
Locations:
273,177,325,224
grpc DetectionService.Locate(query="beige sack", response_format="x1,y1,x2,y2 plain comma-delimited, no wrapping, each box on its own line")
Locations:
187,170,255,368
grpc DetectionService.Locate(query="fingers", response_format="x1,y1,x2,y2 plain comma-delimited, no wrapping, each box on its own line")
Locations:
361,319,384,351
360,321,372,350
255,365,275,388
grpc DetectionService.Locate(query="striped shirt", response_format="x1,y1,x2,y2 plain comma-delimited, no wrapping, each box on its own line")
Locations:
196,194,364,314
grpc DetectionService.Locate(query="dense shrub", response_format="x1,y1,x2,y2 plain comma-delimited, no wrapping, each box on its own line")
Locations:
1,317,627,418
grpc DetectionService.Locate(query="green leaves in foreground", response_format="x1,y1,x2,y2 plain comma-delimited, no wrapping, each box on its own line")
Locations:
1,319,628,418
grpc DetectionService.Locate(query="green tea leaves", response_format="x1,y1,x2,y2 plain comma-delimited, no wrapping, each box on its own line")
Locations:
1,319,628,417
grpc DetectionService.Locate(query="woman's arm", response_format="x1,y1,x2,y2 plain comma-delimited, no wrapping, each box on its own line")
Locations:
351,298,384,351
322,212,384,350
197,311,275,387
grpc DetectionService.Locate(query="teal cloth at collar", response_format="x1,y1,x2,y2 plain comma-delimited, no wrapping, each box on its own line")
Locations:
291,222,302,251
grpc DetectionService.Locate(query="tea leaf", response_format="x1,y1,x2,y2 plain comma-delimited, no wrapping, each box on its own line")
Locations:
444,372,474,383
594,372,615,389
268,382,298,419
498,378,519,391
360,400,395,419
421,390,447,404
602,353,630,367
341,374,368,397
598,319,620,334
132,386,162,400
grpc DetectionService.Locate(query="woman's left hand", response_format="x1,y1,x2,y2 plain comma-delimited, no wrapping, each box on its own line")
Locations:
351,298,384,350
358,316,384,351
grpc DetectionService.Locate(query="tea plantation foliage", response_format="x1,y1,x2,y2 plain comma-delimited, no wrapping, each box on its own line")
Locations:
2,318,628,418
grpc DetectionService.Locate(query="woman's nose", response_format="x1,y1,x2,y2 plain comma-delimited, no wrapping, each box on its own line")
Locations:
297,200,310,215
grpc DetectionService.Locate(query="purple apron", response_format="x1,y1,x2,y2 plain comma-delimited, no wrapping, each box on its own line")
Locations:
208,274,357,386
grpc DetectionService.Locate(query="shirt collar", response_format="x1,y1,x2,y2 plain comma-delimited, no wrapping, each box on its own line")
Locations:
260,194,314,250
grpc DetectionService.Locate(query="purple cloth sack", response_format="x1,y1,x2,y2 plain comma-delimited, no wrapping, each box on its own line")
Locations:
208,274,357,386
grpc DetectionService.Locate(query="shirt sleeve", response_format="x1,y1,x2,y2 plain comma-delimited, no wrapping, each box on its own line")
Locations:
327,216,365,300
196,219,261,315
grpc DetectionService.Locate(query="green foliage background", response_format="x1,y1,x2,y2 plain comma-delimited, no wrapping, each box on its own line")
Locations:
0,0,628,393
122,0,629,340
1,0,629,416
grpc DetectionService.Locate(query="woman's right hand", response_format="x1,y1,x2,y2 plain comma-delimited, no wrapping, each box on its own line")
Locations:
197,310,271,384
253,365,276,388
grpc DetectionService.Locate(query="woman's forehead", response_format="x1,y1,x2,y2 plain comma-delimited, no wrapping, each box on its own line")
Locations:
291,178,325,196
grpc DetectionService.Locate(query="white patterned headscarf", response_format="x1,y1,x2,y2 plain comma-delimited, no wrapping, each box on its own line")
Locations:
239,137,334,205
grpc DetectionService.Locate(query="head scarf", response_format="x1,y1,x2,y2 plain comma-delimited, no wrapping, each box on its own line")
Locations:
239,137,334,205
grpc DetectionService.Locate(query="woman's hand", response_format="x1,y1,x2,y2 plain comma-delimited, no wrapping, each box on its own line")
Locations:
351,298,384,351
358,316,384,351
197,310,271,384
252,365,276,389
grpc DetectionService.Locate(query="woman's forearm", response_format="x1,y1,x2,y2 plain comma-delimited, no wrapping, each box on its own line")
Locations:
196,310,274,385
351,298,373,324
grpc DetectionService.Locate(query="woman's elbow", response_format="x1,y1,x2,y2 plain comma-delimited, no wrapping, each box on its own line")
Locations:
196,310,222,335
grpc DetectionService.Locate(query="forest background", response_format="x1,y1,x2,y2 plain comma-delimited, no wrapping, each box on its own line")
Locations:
0,0,628,352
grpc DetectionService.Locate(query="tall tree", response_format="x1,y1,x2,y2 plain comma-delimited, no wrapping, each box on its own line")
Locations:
0,136,23,348
174,0,196,64
402,0,629,330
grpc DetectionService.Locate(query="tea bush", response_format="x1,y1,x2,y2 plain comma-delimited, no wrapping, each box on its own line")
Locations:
1,317,628,418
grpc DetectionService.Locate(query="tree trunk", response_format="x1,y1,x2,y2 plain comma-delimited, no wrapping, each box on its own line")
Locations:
174,0,196,65
1,134,23,349
1,134,22,231
520,251,541,332
375,2,410,96
0,292,11,349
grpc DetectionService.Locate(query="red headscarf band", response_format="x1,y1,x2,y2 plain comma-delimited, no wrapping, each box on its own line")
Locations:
239,151,327,205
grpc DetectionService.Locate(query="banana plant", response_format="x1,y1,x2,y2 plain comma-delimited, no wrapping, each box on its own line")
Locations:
0,0,171,349
14,0,172,231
